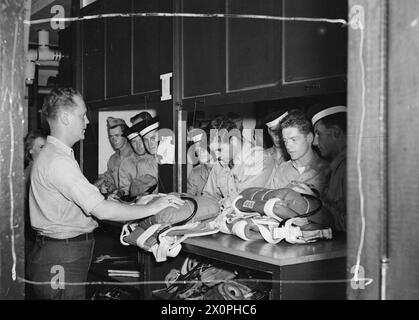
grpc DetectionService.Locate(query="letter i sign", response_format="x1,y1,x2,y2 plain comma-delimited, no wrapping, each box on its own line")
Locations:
160,73,172,101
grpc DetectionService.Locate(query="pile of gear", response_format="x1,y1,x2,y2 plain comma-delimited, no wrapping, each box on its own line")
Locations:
120,185,333,262
157,258,269,300
222,184,333,244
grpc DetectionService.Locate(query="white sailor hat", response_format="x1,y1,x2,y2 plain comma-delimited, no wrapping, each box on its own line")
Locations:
190,133,203,143
130,111,153,125
308,105,347,125
264,109,290,129
123,121,142,141
187,128,207,145
138,116,160,138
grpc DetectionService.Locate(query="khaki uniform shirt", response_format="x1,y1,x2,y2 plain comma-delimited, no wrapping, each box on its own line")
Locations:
119,153,147,196
266,146,285,168
187,164,212,196
267,150,329,195
119,153,158,197
105,144,135,190
203,143,274,206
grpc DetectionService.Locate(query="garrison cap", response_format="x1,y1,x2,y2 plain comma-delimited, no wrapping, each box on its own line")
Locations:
307,104,347,125
107,117,127,129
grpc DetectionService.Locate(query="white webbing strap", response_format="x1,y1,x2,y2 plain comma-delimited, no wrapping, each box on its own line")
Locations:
252,219,282,244
135,224,162,248
263,198,284,222
120,222,139,246
231,220,252,241
154,222,219,262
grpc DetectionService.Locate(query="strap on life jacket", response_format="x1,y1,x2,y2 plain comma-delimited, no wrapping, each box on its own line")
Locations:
156,196,198,244
279,193,323,227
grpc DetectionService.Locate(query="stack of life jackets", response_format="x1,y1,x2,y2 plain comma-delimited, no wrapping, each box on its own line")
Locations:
216,184,333,244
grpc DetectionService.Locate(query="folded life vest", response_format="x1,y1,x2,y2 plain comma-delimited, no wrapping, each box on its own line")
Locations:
120,194,220,262
215,207,332,244
233,186,322,222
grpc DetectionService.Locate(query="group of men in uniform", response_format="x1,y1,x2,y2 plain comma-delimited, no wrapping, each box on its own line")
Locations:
95,104,347,233
95,112,160,199
186,105,347,233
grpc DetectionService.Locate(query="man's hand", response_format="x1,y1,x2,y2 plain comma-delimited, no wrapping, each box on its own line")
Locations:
94,173,117,195
151,195,185,212
94,174,106,189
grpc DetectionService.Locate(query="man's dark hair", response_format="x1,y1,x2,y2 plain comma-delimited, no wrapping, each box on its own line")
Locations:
209,115,237,131
280,109,313,135
319,113,347,135
41,87,82,120
227,112,242,122
208,115,241,146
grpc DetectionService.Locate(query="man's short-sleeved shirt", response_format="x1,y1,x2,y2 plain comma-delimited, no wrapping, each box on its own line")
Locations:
118,153,158,196
267,150,328,194
187,164,212,196
106,147,135,189
29,136,104,239
203,143,274,205
135,154,158,179
118,153,144,196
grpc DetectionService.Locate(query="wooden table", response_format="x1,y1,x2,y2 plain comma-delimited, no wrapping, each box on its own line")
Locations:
96,221,347,300
178,233,347,300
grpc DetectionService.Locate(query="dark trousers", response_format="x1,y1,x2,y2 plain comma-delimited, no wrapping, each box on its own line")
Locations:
27,235,95,300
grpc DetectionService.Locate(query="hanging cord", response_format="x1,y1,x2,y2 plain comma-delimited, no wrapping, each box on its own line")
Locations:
156,196,198,244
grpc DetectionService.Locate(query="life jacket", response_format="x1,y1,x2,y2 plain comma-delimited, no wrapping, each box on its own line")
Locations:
215,184,333,244
233,184,322,222
120,194,220,262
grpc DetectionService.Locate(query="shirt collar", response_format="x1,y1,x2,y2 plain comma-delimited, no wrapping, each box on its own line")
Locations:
47,136,74,156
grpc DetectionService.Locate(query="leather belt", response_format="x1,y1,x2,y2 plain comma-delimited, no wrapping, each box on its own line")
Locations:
36,232,94,242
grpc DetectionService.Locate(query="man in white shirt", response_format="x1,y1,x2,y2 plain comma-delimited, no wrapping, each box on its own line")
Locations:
27,87,183,300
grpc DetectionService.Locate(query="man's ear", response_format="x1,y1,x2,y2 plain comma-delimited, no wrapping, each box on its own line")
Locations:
59,111,70,126
307,132,314,144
